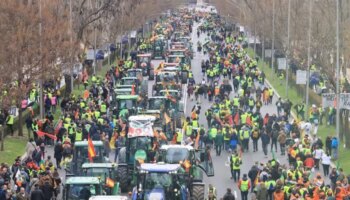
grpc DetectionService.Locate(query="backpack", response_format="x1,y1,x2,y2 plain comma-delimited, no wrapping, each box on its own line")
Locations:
272,130,279,139
252,130,259,139
268,182,275,191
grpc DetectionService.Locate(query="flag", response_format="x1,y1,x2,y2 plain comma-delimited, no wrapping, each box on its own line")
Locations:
106,177,115,188
54,120,63,135
164,113,171,124
37,130,57,140
194,131,200,150
246,116,252,126
131,84,135,95
234,113,239,125
254,171,260,185
83,90,89,100
88,135,96,162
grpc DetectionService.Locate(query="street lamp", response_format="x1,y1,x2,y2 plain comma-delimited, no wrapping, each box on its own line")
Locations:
285,0,291,98
336,0,340,141
305,0,313,120
271,0,275,71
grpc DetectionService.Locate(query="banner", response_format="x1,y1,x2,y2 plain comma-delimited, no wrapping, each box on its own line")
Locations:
322,93,350,110
296,70,307,85
277,58,287,70
128,126,154,138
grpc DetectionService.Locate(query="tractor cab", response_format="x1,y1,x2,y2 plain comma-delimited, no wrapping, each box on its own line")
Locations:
159,89,181,100
126,69,143,82
69,141,106,175
116,95,139,120
82,163,119,195
158,145,214,178
153,37,166,60
136,53,153,76
132,163,189,200
63,177,103,200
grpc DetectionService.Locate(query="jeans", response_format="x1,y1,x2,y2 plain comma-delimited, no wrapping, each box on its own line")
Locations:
232,169,240,182
280,143,285,155
271,139,277,152
114,148,121,162
252,139,258,151
323,164,330,176
262,143,268,156
215,145,222,156
240,191,248,200
332,148,338,160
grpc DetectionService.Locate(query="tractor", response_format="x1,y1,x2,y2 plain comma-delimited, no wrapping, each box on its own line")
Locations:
157,144,215,200
116,77,148,96
136,53,154,78
68,141,107,176
62,177,104,200
89,196,129,200
82,163,120,195
152,37,166,60
115,95,140,121
131,163,188,200
116,115,156,192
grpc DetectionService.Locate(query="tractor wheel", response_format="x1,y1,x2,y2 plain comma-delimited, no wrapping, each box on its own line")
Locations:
149,69,155,80
116,165,129,193
181,71,188,84
191,184,205,200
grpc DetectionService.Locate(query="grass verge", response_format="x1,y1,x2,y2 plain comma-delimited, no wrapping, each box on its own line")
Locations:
247,49,346,172
0,136,28,164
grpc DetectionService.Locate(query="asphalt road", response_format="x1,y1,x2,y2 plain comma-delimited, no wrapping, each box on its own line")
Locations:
42,5,329,199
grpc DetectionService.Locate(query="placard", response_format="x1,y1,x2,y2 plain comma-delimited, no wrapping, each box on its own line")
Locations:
322,93,350,110
277,58,287,70
296,70,307,85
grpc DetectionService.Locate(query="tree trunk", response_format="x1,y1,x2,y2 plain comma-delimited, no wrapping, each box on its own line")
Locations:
18,106,23,137
344,110,350,148
0,125,4,151
339,109,344,143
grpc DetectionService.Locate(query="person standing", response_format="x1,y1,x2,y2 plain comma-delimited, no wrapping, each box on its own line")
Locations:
230,152,242,182
6,113,14,136
251,128,260,152
54,141,63,169
16,187,29,200
238,174,250,200
277,130,286,156
256,182,268,200
261,129,270,157
331,137,338,160
215,130,224,156
248,162,260,192
321,153,331,176
313,145,324,170
30,184,45,200
222,188,235,200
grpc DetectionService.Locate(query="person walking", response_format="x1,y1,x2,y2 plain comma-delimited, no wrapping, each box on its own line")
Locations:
321,152,331,176
313,145,324,170
251,128,260,152
230,152,242,182
223,188,235,200
248,162,260,192
256,182,268,200
6,113,14,136
215,130,224,156
331,136,338,160
261,129,270,157
30,184,45,200
54,141,63,169
238,174,250,200
277,130,286,156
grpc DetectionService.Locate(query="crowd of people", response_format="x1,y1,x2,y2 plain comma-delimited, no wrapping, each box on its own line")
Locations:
0,5,347,200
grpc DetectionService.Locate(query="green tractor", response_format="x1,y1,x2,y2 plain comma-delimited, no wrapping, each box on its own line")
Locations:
116,77,148,96
136,53,154,78
116,115,156,192
157,144,215,200
68,141,107,176
131,163,187,200
82,163,120,195
62,177,103,200
115,95,139,121
152,37,166,60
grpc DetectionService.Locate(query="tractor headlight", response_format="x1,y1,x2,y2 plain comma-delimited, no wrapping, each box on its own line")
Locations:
138,188,142,192
174,188,178,192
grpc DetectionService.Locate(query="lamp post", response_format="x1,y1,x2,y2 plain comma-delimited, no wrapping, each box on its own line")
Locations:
285,0,291,98
271,0,275,70
336,0,340,141
305,0,313,120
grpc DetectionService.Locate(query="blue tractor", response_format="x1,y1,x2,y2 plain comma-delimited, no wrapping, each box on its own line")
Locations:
131,163,190,200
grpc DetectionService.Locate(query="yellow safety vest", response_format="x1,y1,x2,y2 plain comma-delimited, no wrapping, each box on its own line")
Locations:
176,132,183,143
240,180,249,191
75,131,82,141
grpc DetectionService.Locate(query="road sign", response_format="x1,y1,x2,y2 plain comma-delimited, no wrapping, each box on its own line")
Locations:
296,70,307,85
277,58,287,70
86,49,94,60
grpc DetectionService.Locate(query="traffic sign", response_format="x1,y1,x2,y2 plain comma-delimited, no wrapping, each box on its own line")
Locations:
296,70,307,85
